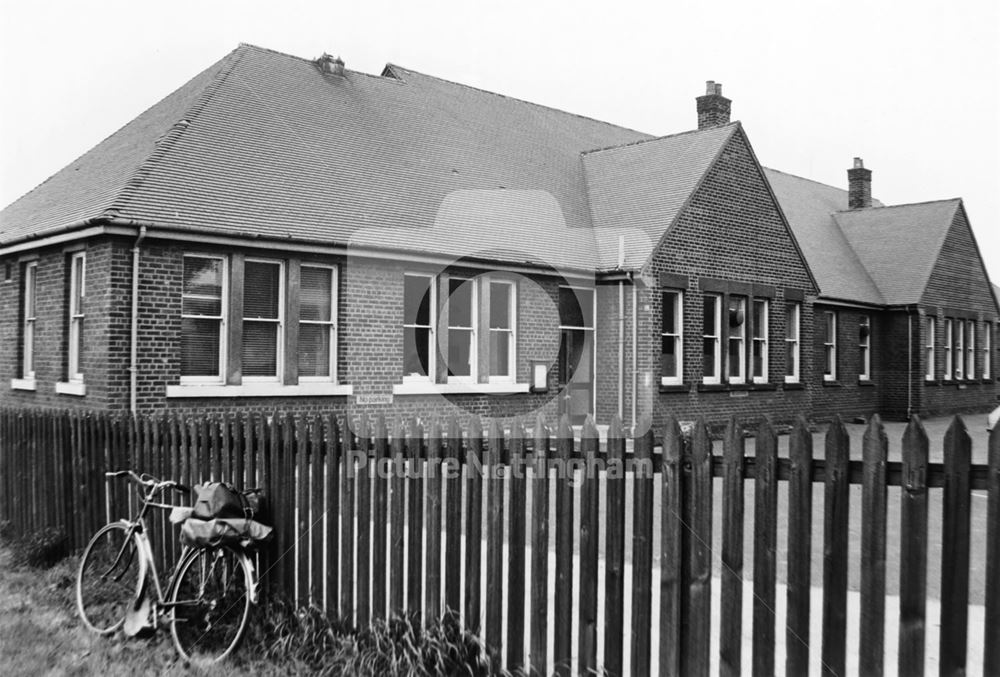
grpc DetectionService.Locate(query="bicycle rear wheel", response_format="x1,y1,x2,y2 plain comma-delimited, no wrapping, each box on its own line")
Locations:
169,545,253,662
76,522,142,635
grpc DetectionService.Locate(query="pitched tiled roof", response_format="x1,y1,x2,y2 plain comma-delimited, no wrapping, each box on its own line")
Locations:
582,124,738,269
2,44,662,272
764,168,885,304
834,199,960,305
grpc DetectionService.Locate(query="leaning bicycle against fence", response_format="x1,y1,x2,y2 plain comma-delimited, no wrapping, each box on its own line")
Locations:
75,470,272,663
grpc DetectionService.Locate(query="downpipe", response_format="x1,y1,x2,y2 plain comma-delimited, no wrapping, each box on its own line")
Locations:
130,226,147,413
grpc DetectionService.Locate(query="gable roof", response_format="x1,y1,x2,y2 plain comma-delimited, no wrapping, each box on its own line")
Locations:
582,124,738,269
2,44,665,272
834,199,961,305
763,168,885,304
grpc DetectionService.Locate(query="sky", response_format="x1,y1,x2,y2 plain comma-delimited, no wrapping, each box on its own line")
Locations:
1,0,998,282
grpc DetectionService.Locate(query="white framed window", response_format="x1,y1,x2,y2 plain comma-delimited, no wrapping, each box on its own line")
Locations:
727,297,747,384
954,320,964,380
859,315,871,381
702,294,722,384
925,316,935,380
661,290,683,385
242,259,284,381
181,254,227,383
22,261,38,380
446,277,478,383
785,302,800,383
68,252,86,382
488,279,516,382
944,319,953,379
984,323,992,380
966,320,976,380
403,273,436,382
751,299,768,383
823,311,837,381
299,265,337,381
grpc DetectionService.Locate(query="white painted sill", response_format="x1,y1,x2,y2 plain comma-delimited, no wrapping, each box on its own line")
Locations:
392,382,530,396
166,383,354,398
10,378,36,391
55,381,86,396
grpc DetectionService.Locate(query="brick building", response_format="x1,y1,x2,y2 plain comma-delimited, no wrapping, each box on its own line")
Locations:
1,45,997,427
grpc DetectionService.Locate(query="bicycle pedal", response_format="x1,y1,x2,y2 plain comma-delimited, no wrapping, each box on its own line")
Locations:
124,594,155,638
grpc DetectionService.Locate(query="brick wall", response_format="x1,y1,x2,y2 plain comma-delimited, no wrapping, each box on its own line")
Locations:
811,306,882,420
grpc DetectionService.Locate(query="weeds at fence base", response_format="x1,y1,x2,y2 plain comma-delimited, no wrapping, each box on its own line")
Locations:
4,526,69,570
243,602,500,676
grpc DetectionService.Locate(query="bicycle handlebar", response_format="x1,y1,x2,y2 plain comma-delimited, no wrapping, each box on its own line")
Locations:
106,469,190,495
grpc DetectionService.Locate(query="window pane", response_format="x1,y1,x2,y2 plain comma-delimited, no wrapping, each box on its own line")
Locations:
183,257,223,298
753,301,766,339
73,256,85,312
298,323,330,377
786,305,798,340
182,297,222,317
490,331,510,376
728,339,742,378
181,318,221,376
448,328,473,376
300,267,332,322
753,341,764,376
244,261,280,319
25,266,36,317
490,283,511,329
786,341,797,377
404,275,432,326
703,338,717,377
448,279,473,328
242,321,278,376
825,313,835,342
661,336,678,377
559,287,593,328
663,293,677,334
403,327,431,377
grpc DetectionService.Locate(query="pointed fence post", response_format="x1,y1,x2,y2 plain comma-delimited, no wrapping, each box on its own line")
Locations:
444,414,463,616
683,417,713,677
355,413,371,627
553,414,574,677
898,415,929,676
720,417,745,677
486,419,505,668
630,415,654,676
340,414,355,622
530,414,550,677
324,414,340,616
578,415,600,674
786,416,813,676
507,418,528,673
605,414,627,677
465,414,483,634
390,418,407,616
985,425,1000,676
940,416,972,677
860,415,888,677
372,414,389,620
822,416,850,677
753,419,778,677
660,416,684,677
407,419,425,621
425,419,443,624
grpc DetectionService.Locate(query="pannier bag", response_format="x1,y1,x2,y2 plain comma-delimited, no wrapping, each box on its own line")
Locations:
192,482,248,520
179,517,273,549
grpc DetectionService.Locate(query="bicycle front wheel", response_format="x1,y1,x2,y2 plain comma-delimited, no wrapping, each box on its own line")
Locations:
76,522,142,635
169,545,253,663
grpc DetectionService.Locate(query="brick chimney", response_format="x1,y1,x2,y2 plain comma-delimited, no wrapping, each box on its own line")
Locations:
848,157,872,209
696,81,731,130
317,53,345,76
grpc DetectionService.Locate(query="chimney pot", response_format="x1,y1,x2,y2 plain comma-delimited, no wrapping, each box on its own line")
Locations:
317,53,345,76
848,157,873,209
696,80,732,130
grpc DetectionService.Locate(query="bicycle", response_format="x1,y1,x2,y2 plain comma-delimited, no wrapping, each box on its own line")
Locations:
75,470,259,663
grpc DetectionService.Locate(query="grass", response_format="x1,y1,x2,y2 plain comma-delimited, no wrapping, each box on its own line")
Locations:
0,529,501,676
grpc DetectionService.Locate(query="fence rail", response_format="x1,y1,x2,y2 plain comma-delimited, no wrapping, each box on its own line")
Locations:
1,407,998,676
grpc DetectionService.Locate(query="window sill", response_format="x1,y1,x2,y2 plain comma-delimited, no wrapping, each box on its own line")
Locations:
696,382,778,393
56,381,86,397
782,382,805,391
166,383,354,398
822,381,844,388
392,382,531,396
858,379,876,388
10,378,36,391
925,379,940,386
659,383,688,393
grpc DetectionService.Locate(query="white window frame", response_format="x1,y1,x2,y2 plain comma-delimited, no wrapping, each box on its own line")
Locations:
446,276,478,384
487,278,516,384
785,302,800,384
402,273,437,384
298,264,338,383
859,314,871,381
984,322,992,380
68,252,86,383
661,290,684,386
751,299,768,384
727,296,747,384
702,294,722,385
823,311,837,382
954,320,964,380
22,261,38,380
180,254,228,384
944,319,953,379
242,258,285,383
966,320,976,380
925,316,935,381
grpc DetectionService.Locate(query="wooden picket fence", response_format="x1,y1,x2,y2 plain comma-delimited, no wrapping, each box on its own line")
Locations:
1,406,998,676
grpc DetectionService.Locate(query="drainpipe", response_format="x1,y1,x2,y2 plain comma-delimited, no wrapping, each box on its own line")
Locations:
631,277,638,431
130,226,147,413
906,307,914,419
617,236,625,420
